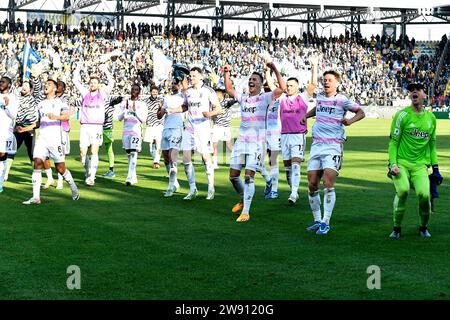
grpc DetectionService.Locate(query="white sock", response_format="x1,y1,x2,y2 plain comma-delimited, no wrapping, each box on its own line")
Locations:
45,168,53,180
230,176,244,197
270,166,279,192
32,169,42,199
323,188,336,225
285,167,292,187
128,152,137,180
82,155,90,177
259,166,271,183
0,160,6,188
5,158,13,180
57,173,64,185
184,162,196,192
309,190,322,222
291,162,301,195
90,155,99,180
212,155,218,167
242,176,255,215
169,162,177,190
154,150,161,164
62,169,78,193
205,160,214,190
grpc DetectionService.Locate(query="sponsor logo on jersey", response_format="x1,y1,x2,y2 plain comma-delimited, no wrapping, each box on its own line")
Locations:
411,128,430,139
317,104,336,115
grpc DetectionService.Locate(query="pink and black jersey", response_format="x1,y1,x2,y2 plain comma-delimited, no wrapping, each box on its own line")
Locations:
118,99,147,138
234,91,274,146
312,93,360,144
184,85,219,133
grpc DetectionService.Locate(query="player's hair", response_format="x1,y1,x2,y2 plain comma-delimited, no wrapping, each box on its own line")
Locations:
287,77,299,84
252,72,264,83
132,83,141,91
150,85,158,92
190,67,203,74
323,70,341,82
22,80,33,89
57,80,66,89
1,76,12,86
89,75,100,82
47,79,58,87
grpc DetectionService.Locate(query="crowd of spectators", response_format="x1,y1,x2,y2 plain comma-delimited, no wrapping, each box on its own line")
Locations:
0,18,449,108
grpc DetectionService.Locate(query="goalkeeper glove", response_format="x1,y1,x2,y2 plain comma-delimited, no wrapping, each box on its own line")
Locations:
429,165,443,185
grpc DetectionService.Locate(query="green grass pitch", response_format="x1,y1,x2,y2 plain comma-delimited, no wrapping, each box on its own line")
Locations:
0,118,449,299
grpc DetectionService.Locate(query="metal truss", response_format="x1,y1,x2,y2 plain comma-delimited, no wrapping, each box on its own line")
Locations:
71,0,102,11
2,0,449,29
125,0,161,13
15,0,38,8
176,3,215,16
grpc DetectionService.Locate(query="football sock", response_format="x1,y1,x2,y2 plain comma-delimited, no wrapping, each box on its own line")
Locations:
0,160,6,188
260,166,271,183
62,169,77,192
81,155,90,177
230,176,244,197
323,188,336,225
393,194,407,228
169,162,178,190
105,142,115,169
32,169,42,199
205,160,214,190
270,166,279,192
5,158,13,180
45,168,53,181
90,155,99,180
291,162,301,195
285,167,292,188
308,190,321,222
184,162,196,192
242,175,255,215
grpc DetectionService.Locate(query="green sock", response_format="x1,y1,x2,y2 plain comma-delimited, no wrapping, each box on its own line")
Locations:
106,142,115,169
393,194,407,227
418,197,431,227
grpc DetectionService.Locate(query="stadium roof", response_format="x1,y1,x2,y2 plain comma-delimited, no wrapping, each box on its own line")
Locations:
1,1,449,26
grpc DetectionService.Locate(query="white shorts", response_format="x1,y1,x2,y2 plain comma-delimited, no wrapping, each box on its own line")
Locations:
267,132,281,151
281,133,306,161
181,128,212,154
33,135,65,163
212,126,232,143
161,128,182,151
307,142,343,174
0,132,17,154
122,134,143,152
144,125,163,143
61,131,70,155
79,124,103,148
229,140,263,172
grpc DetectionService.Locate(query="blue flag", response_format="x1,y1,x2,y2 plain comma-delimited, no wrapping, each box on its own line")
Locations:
22,39,41,80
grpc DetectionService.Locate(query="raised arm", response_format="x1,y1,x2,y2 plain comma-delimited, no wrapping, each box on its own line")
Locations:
100,64,115,95
306,54,319,97
266,62,286,100
72,64,89,97
223,65,235,98
264,63,277,91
